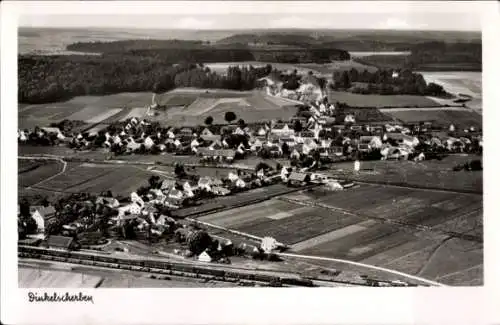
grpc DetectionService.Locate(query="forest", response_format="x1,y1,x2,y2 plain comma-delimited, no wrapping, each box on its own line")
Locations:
331,68,450,97
18,54,272,103
66,39,351,63
355,42,482,71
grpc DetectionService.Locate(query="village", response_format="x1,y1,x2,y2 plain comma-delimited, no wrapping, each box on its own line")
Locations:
17,81,484,285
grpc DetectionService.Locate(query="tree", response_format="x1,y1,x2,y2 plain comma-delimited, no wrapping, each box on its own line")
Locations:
19,199,30,217
174,163,186,178
25,216,38,234
293,120,303,133
204,116,214,126
224,111,237,124
255,162,271,172
238,119,246,127
187,230,212,255
148,175,161,189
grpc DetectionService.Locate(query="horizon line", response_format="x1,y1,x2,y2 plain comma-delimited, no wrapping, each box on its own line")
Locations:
18,26,482,33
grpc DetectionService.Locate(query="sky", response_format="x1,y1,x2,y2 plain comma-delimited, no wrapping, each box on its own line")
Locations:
17,1,483,31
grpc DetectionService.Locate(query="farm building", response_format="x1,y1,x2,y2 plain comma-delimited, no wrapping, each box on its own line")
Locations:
45,235,78,251
385,133,419,147
358,136,383,152
287,172,311,187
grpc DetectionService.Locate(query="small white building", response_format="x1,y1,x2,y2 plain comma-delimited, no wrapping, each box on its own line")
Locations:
198,251,212,263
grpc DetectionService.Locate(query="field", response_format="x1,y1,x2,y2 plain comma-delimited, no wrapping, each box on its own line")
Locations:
328,90,440,108
18,159,63,188
419,71,482,112
199,183,482,285
158,89,299,126
19,267,102,288
35,163,156,196
19,92,153,129
327,155,483,193
380,107,482,128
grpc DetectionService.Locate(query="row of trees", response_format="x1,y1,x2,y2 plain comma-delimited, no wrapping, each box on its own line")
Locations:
19,54,272,103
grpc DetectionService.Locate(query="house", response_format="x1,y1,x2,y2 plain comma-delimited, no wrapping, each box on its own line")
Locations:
29,205,56,232
287,172,311,187
198,250,212,262
46,235,77,250
161,179,176,191
144,136,155,149
126,139,141,152
256,126,268,137
235,178,246,189
118,202,142,217
446,137,465,152
233,127,245,136
96,197,120,208
382,147,409,160
179,127,193,136
18,130,28,142
344,114,356,124
358,136,383,152
385,133,419,147
270,123,294,137
190,139,200,149
41,127,62,135
200,128,220,142
212,186,231,196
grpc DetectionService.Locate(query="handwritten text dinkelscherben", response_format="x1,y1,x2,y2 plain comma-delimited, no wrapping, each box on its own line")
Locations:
28,292,94,304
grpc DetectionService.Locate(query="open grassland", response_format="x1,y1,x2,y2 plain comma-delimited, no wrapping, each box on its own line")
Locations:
381,108,482,128
328,155,483,194
328,90,440,108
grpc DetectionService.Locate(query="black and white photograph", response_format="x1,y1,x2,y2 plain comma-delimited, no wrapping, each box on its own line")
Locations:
2,1,500,324
14,3,485,289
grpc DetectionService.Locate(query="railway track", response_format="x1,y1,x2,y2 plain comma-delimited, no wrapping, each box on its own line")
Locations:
18,246,316,287
18,246,406,287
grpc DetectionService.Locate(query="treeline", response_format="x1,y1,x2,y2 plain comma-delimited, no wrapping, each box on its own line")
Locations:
356,42,482,71
18,54,272,103
67,39,209,53
331,68,449,97
252,49,350,63
65,40,350,63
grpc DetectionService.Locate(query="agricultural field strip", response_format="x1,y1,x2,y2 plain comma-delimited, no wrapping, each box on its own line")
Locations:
278,192,482,243
433,264,483,281
291,219,378,252
85,108,123,124
19,156,67,189
379,107,470,112
235,207,364,245
278,252,446,287
36,169,114,192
